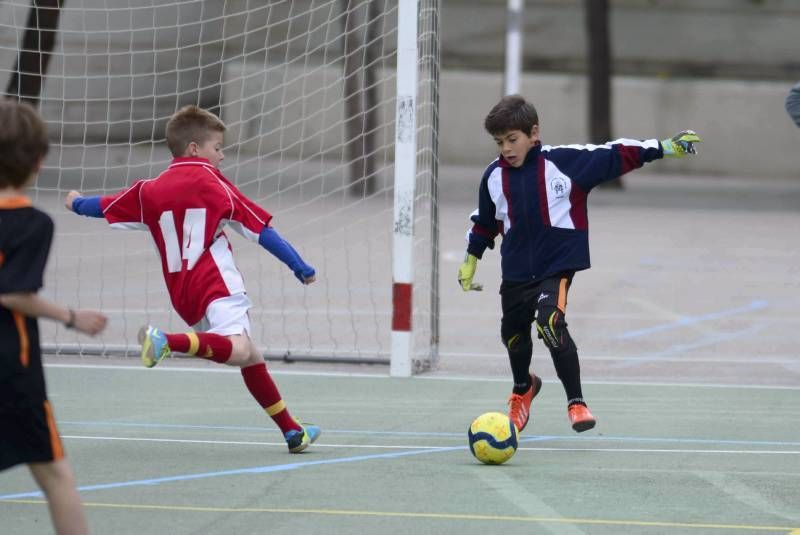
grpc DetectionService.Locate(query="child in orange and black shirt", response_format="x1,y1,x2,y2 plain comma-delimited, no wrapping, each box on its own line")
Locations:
0,99,107,535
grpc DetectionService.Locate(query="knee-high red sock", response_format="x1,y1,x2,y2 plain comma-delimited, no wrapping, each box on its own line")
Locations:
165,332,232,364
240,363,301,435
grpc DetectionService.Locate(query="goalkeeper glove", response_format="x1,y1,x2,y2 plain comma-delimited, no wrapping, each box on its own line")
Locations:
661,130,702,157
458,253,483,292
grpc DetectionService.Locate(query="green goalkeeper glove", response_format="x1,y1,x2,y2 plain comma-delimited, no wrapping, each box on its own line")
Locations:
661,130,702,157
458,253,483,292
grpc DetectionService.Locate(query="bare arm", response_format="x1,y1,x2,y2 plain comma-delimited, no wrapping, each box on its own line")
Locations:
0,293,107,336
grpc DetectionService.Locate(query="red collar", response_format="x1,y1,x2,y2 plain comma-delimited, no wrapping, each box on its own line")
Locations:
169,157,214,167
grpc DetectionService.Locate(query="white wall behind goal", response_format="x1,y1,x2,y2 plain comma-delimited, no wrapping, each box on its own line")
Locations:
2,1,797,178
221,61,395,165
438,70,800,179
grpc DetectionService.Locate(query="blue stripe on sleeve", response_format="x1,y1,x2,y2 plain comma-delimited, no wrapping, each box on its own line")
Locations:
258,227,315,282
72,196,104,217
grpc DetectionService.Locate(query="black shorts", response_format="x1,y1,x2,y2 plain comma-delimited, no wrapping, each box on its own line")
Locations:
0,400,64,471
500,271,575,330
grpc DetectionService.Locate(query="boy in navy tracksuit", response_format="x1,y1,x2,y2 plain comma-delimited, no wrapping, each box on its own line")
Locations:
458,95,700,434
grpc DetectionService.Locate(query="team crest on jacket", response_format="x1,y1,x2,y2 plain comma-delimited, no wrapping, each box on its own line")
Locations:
550,176,568,198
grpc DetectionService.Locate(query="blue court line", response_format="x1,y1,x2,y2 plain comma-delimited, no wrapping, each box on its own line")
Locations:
615,300,769,340
3,432,797,501
0,436,552,501
613,323,767,368
0,448,460,500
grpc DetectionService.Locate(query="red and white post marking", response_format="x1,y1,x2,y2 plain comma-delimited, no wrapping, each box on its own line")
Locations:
391,0,418,377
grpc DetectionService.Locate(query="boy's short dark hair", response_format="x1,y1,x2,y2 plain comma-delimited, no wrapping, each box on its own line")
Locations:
0,99,49,188
484,94,539,137
165,105,226,157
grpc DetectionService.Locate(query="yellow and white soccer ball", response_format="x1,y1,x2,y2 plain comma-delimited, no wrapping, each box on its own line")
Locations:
467,411,518,465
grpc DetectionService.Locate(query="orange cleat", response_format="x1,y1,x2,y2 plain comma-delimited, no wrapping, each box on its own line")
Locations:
567,403,596,432
507,374,542,433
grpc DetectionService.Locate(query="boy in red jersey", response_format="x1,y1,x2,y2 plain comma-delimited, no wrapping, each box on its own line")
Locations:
66,105,319,453
458,95,701,435
1,100,107,535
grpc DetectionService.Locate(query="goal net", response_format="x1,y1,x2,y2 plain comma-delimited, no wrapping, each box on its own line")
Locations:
0,0,440,373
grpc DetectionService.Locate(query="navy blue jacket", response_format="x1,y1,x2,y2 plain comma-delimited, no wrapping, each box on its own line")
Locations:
467,139,664,282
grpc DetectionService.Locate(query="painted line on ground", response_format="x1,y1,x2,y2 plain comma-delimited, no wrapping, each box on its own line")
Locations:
43,362,388,378
43,362,800,390
437,352,800,364
57,421,800,447
51,434,800,455
59,434,457,450
2,499,796,532
2,433,795,502
614,324,767,368
0,443,469,500
616,300,768,340
59,420,464,437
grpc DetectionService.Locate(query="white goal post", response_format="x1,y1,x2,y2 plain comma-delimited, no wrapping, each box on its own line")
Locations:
0,0,440,374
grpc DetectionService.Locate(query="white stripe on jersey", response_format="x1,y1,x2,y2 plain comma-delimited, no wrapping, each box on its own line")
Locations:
542,158,574,229
109,222,148,231
465,208,479,244
223,219,260,242
542,138,659,152
486,167,511,232
209,235,245,295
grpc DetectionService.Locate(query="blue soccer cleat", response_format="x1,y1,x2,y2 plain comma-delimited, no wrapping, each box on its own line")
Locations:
284,422,321,453
137,325,170,368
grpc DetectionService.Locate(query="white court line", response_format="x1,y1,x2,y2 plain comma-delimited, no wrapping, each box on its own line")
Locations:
44,362,389,378
55,307,800,322
474,468,584,535
61,435,447,450
421,375,800,391
60,435,800,456
76,308,392,317
437,351,800,364
519,447,800,455
43,362,800,390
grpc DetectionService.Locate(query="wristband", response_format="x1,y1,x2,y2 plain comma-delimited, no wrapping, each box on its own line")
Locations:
65,308,76,329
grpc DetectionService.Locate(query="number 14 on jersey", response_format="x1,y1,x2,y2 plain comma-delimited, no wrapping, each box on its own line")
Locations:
159,208,206,273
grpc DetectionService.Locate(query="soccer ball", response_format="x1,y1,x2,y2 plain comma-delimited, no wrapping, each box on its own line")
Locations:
467,411,518,465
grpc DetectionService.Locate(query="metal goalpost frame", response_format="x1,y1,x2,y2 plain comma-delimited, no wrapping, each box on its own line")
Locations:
505,0,523,95
391,0,440,377
390,0,419,377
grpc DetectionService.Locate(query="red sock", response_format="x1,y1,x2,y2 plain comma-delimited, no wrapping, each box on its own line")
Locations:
240,363,301,435
165,332,232,364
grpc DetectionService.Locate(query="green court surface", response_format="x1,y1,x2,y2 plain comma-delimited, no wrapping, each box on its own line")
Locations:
1,362,798,534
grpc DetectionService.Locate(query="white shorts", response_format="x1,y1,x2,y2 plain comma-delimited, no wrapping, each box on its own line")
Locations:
192,293,252,336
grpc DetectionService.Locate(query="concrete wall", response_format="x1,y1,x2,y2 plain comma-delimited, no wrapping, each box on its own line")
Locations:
1,0,798,178
221,62,800,178
0,0,230,142
442,0,800,80
440,71,800,177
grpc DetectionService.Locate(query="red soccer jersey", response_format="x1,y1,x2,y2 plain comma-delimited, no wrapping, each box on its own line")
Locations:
100,157,272,325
